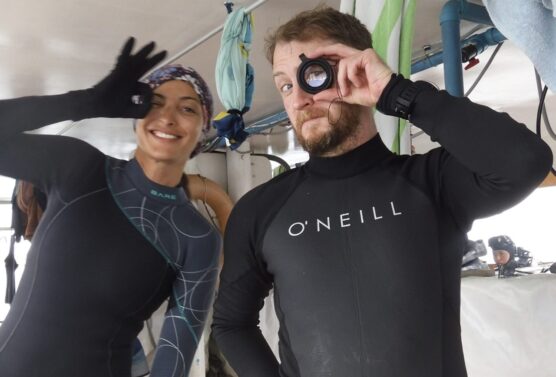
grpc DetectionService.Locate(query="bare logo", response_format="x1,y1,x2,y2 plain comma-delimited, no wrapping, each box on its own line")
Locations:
150,189,177,201
288,201,402,237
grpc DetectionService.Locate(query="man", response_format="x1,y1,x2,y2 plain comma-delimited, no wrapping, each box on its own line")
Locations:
212,6,552,377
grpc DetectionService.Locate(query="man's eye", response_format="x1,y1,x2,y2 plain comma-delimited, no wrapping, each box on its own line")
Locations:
280,83,293,93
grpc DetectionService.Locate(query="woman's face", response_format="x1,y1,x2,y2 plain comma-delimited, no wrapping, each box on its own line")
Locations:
135,80,204,166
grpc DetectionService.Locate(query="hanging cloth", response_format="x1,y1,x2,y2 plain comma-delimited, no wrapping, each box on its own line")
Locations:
4,234,17,304
213,6,255,149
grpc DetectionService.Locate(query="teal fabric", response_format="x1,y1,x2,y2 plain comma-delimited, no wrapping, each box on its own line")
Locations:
215,7,254,111
214,6,254,148
484,0,556,91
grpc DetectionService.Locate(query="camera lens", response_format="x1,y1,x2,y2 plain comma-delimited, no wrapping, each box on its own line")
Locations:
297,54,334,94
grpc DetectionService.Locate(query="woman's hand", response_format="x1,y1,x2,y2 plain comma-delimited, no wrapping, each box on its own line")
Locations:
85,37,167,119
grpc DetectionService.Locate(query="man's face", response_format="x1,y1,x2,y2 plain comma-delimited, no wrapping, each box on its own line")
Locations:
272,39,360,156
493,250,511,265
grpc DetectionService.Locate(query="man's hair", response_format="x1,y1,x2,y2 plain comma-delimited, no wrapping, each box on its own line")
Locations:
265,5,372,64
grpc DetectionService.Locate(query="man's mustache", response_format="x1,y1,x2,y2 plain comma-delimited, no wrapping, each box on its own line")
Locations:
296,109,329,127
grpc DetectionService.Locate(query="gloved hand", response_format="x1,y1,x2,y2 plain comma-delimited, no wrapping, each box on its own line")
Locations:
72,37,167,120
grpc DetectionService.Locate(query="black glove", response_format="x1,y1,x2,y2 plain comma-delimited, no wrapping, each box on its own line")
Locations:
72,37,167,120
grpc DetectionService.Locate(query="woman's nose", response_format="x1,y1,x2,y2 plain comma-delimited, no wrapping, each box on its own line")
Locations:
157,105,177,126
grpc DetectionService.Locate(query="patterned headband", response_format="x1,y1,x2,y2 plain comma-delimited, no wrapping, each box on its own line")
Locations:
143,64,214,132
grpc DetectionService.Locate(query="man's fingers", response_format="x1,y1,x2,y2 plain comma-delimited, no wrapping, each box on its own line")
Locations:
312,87,340,102
347,61,363,88
336,60,349,97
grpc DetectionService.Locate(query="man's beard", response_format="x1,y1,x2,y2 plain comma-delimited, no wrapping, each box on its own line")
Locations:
294,102,361,156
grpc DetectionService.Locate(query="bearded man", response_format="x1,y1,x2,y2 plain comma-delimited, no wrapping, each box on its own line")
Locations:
212,6,552,377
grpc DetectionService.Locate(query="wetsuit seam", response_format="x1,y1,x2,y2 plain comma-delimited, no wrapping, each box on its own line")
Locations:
106,265,174,377
303,163,381,180
384,153,468,233
272,286,302,377
105,159,177,270
257,169,308,266
381,158,447,374
130,266,175,317
109,158,188,206
257,171,308,377
106,323,121,377
105,157,220,376
342,221,365,377
0,187,108,353
54,187,68,205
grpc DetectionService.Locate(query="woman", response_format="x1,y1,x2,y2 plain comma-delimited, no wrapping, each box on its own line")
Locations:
0,37,221,377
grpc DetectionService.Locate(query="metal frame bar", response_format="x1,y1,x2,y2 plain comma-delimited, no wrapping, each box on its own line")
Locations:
412,27,505,74
440,0,495,96
144,0,269,77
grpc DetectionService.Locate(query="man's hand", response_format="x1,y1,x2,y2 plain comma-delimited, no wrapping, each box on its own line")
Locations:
83,37,167,119
306,44,392,107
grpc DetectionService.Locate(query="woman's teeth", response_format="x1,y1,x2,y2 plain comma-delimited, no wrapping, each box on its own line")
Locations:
153,130,178,139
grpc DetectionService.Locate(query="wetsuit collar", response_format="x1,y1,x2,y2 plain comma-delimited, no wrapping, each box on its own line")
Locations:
124,158,188,204
305,134,393,179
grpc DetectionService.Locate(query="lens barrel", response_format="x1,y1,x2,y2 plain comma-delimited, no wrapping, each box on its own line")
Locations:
297,53,334,94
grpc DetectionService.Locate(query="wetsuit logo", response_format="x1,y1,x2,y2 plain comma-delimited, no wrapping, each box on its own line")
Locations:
149,189,177,201
288,201,402,237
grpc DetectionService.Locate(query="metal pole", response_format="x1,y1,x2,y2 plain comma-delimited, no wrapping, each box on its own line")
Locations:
440,0,464,96
144,0,270,76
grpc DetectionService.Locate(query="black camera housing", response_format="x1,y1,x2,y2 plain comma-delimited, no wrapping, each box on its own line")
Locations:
297,54,334,95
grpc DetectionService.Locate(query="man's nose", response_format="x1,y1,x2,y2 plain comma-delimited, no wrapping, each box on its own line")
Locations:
292,85,314,111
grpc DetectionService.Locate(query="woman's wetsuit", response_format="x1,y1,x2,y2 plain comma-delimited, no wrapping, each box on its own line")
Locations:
0,93,221,377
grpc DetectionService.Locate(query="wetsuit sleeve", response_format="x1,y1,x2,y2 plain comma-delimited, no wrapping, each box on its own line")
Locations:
150,232,221,377
0,92,93,140
407,88,552,229
212,192,280,377
0,36,161,185
0,94,105,190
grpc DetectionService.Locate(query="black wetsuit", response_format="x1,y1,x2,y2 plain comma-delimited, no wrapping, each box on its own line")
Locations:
0,94,221,377
212,88,552,377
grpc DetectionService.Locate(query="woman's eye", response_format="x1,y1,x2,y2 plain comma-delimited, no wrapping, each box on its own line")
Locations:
181,106,197,114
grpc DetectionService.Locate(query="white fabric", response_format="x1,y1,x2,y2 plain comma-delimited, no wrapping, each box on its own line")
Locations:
258,274,556,376
461,274,556,377
484,0,556,91
538,0,555,15
260,290,281,359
